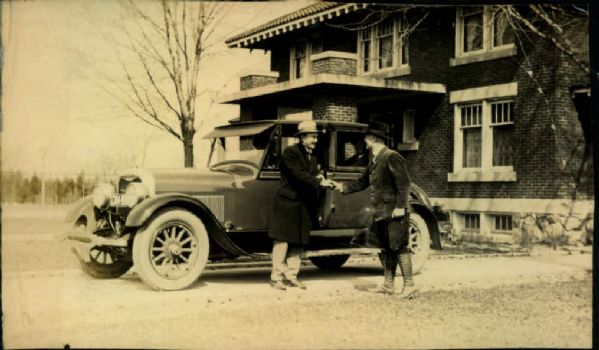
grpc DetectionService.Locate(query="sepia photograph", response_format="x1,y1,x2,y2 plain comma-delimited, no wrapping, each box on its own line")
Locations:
1,1,594,349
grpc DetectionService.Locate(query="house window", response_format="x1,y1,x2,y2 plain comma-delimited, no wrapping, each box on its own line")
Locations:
377,19,394,69
491,101,514,166
460,104,482,168
358,30,372,73
291,43,307,79
493,214,513,232
461,7,484,53
456,6,514,58
463,213,480,231
402,110,416,143
449,83,517,182
358,17,408,74
290,39,323,80
457,100,514,169
493,9,515,47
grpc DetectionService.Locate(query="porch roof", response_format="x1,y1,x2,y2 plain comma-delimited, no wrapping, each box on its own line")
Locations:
225,2,370,48
216,74,447,104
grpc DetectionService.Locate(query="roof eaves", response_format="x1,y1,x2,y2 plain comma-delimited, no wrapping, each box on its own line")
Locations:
226,3,371,49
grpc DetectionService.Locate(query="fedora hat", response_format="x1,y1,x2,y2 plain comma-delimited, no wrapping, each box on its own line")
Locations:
296,120,321,135
366,122,389,140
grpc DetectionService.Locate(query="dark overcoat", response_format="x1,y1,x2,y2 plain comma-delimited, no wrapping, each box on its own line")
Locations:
343,146,411,250
268,143,320,245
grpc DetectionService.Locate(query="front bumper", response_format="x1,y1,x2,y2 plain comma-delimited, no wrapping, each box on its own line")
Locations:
64,226,129,247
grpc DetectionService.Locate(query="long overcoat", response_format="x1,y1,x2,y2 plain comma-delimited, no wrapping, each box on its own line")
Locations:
343,146,411,250
268,143,320,245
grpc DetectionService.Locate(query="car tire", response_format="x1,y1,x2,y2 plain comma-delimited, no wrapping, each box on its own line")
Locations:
78,246,133,279
409,213,431,274
309,254,350,270
132,209,209,291
376,213,431,274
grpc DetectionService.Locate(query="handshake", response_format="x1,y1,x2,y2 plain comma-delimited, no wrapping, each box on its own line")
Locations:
317,175,343,192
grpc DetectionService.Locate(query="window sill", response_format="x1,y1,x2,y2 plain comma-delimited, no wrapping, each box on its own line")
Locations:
456,232,514,244
360,66,411,79
396,141,419,151
447,169,517,182
450,46,517,67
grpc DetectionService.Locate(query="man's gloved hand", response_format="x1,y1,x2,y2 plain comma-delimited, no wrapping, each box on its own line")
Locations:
392,207,406,218
319,178,334,188
331,181,343,192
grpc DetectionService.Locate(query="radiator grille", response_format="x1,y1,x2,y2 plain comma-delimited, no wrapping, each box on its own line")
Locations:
193,195,225,222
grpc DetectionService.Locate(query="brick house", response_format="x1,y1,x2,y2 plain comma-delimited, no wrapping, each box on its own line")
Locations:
217,3,593,243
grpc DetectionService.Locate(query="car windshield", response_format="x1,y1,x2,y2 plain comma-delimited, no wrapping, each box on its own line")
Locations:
207,131,272,169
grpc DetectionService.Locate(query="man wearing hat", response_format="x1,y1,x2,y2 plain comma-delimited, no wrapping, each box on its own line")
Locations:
268,120,332,290
334,123,417,298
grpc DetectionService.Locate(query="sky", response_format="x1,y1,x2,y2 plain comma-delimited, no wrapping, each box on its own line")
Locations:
1,0,315,176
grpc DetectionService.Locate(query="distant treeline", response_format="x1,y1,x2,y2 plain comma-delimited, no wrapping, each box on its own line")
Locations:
1,171,102,204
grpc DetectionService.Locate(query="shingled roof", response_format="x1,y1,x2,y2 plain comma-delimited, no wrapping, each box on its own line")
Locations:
226,2,370,48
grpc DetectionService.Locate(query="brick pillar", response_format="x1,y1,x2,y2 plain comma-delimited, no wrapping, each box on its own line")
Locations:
312,95,358,122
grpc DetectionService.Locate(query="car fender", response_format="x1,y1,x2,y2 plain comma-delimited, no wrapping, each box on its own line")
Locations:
65,195,94,223
410,202,442,250
125,193,256,257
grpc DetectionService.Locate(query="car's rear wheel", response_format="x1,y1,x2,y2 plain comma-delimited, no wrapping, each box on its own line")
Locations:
409,213,431,274
133,209,209,291
309,254,350,270
78,245,133,279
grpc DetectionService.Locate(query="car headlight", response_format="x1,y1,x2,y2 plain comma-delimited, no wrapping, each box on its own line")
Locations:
125,182,149,199
92,183,115,208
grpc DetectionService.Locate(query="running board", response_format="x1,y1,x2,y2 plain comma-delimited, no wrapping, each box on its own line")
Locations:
304,247,379,257
205,248,380,269
213,247,379,262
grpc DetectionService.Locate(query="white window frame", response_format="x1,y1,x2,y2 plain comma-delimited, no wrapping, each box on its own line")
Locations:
289,39,323,80
452,6,516,66
462,212,481,233
490,213,515,234
448,83,517,182
357,17,409,75
455,6,515,57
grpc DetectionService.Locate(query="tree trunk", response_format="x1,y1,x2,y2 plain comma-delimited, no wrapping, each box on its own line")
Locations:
181,116,196,168
183,139,194,168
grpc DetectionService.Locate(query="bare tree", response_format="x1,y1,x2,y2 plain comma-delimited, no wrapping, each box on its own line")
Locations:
106,0,227,168
499,4,589,75
329,4,588,75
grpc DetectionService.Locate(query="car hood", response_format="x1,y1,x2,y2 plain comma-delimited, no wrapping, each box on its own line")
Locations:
119,168,237,194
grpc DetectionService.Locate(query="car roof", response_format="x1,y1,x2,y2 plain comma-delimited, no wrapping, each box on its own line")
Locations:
203,120,368,138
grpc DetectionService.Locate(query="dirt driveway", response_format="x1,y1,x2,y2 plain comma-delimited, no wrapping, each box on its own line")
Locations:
2,250,592,349
1,205,594,349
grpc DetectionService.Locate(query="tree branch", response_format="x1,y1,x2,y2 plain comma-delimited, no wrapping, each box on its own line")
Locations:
505,6,589,75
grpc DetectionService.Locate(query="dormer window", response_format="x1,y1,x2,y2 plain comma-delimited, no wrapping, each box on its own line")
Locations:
358,17,409,75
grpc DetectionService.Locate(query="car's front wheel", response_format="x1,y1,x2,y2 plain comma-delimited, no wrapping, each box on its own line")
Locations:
132,209,209,291
77,245,133,279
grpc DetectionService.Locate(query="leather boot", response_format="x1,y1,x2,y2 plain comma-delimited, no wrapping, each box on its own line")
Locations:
367,253,396,295
397,251,418,299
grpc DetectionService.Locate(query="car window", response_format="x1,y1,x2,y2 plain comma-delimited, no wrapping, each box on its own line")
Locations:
262,134,281,170
262,125,327,171
336,131,368,168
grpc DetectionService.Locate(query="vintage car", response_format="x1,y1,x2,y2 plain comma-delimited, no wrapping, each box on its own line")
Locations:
65,120,444,290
